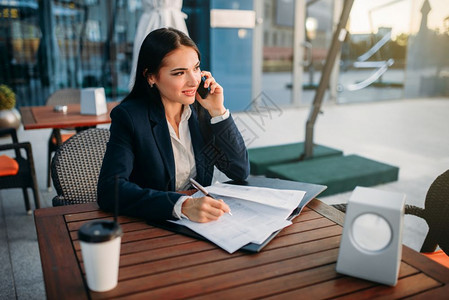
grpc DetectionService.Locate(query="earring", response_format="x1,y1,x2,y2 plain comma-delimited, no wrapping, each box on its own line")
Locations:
149,82,154,88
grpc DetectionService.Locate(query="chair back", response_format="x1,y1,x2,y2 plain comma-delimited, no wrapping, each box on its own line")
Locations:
51,128,110,206
405,169,449,255
46,88,80,106
0,127,40,213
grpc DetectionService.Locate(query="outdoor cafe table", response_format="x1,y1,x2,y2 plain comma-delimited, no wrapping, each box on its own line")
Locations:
34,199,449,298
19,102,118,144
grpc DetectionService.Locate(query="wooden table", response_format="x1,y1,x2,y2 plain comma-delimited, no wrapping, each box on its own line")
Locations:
20,102,118,130
34,200,449,299
20,102,118,145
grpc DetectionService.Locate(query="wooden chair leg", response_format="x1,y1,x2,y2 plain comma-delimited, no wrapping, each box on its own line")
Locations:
47,146,52,190
32,180,41,210
22,188,31,215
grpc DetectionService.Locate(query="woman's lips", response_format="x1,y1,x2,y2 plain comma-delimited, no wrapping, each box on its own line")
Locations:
183,89,196,96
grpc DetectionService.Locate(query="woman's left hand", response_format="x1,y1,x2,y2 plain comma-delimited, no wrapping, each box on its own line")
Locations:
195,71,227,117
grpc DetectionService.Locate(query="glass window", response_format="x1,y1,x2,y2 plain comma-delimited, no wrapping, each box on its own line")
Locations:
210,0,254,111
338,0,449,103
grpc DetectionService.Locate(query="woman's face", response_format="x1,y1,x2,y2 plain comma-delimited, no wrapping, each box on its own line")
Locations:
150,45,201,107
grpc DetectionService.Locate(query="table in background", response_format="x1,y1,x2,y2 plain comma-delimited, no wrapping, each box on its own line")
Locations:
20,102,118,144
34,200,449,299
20,102,118,130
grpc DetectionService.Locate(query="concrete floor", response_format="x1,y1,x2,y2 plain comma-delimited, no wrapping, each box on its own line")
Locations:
1,97,448,299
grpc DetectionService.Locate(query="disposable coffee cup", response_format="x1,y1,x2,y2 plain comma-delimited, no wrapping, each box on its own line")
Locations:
78,220,123,292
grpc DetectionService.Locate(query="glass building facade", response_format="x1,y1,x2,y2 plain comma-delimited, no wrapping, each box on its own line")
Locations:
0,0,448,108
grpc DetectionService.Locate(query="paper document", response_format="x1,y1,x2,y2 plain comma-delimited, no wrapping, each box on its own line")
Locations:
171,183,306,253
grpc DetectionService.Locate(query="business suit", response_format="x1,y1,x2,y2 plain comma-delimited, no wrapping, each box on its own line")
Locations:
97,96,249,221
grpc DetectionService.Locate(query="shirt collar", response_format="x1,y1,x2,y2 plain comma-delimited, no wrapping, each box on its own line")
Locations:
181,104,192,122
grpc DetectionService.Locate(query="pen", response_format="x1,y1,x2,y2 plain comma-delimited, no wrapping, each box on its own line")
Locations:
189,178,232,216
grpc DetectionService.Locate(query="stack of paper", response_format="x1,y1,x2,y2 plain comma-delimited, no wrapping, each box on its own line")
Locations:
172,183,306,253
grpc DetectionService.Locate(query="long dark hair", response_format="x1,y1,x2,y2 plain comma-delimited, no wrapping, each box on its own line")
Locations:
125,27,201,102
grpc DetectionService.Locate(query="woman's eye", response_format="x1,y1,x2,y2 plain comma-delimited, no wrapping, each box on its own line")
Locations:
172,72,184,76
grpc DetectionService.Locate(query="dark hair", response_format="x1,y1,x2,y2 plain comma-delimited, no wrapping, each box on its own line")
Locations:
125,27,200,101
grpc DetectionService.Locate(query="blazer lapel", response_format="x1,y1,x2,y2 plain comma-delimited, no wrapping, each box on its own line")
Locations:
147,100,176,190
189,106,208,184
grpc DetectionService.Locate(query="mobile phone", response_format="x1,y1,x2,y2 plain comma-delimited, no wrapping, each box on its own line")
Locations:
197,76,210,99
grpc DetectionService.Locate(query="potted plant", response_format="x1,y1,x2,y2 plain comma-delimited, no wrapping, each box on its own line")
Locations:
0,84,21,130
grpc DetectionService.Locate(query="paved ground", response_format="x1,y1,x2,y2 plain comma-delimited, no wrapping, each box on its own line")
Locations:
1,97,448,299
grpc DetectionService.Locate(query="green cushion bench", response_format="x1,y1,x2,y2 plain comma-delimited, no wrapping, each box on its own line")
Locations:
248,142,343,175
266,154,399,196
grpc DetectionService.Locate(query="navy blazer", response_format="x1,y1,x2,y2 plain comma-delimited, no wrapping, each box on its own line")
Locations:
97,96,249,221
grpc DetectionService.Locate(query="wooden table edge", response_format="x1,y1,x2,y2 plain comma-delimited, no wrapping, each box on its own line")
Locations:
19,106,37,129
307,198,345,226
34,203,100,300
34,202,100,217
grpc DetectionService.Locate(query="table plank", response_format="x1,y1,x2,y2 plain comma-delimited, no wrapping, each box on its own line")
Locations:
407,285,449,299
67,217,148,232
275,271,441,299
118,236,341,281
92,248,341,299
64,210,114,222
334,273,442,299
192,263,419,300
119,240,218,266
70,224,171,241
193,264,340,300
35,202,99,217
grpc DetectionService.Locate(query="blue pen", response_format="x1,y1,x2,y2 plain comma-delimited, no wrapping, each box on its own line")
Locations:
189,178,233,216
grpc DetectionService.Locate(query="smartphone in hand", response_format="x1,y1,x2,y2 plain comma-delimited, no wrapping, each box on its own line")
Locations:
197,76,210,99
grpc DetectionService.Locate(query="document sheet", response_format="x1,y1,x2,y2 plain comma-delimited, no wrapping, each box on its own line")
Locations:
171,183,306,253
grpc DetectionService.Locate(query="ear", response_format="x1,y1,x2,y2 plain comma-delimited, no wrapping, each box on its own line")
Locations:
145,71,156,88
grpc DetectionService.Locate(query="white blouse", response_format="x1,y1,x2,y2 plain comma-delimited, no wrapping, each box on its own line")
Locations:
169,106,230,219
166,105,197,192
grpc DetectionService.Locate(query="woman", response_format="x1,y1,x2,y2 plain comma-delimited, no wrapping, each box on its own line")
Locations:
98,28,249,223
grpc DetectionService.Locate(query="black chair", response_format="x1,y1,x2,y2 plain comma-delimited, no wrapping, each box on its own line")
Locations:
0,127,40,214
51,128,110,206
333,170,449,266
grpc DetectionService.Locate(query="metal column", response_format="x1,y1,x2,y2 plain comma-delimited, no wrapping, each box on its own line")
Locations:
302,0,354,159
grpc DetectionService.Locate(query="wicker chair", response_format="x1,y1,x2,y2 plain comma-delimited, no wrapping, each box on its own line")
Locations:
0,127,40,214
333,170,449,267
51,128,110,206
46,88,80,190
404,170,449,267
45,88,98,190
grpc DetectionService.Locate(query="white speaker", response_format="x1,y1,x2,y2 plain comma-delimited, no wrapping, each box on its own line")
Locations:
81,88,107,115
336,186,405,286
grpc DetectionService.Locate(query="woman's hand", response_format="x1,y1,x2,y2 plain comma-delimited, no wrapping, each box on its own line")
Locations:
195,71,227,117
181,196,231,223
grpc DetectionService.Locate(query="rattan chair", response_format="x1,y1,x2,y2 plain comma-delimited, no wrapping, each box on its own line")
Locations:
405,170,449,257
51,128,110,206
333,170,449,267
46,88,81,190
0,127,40,214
